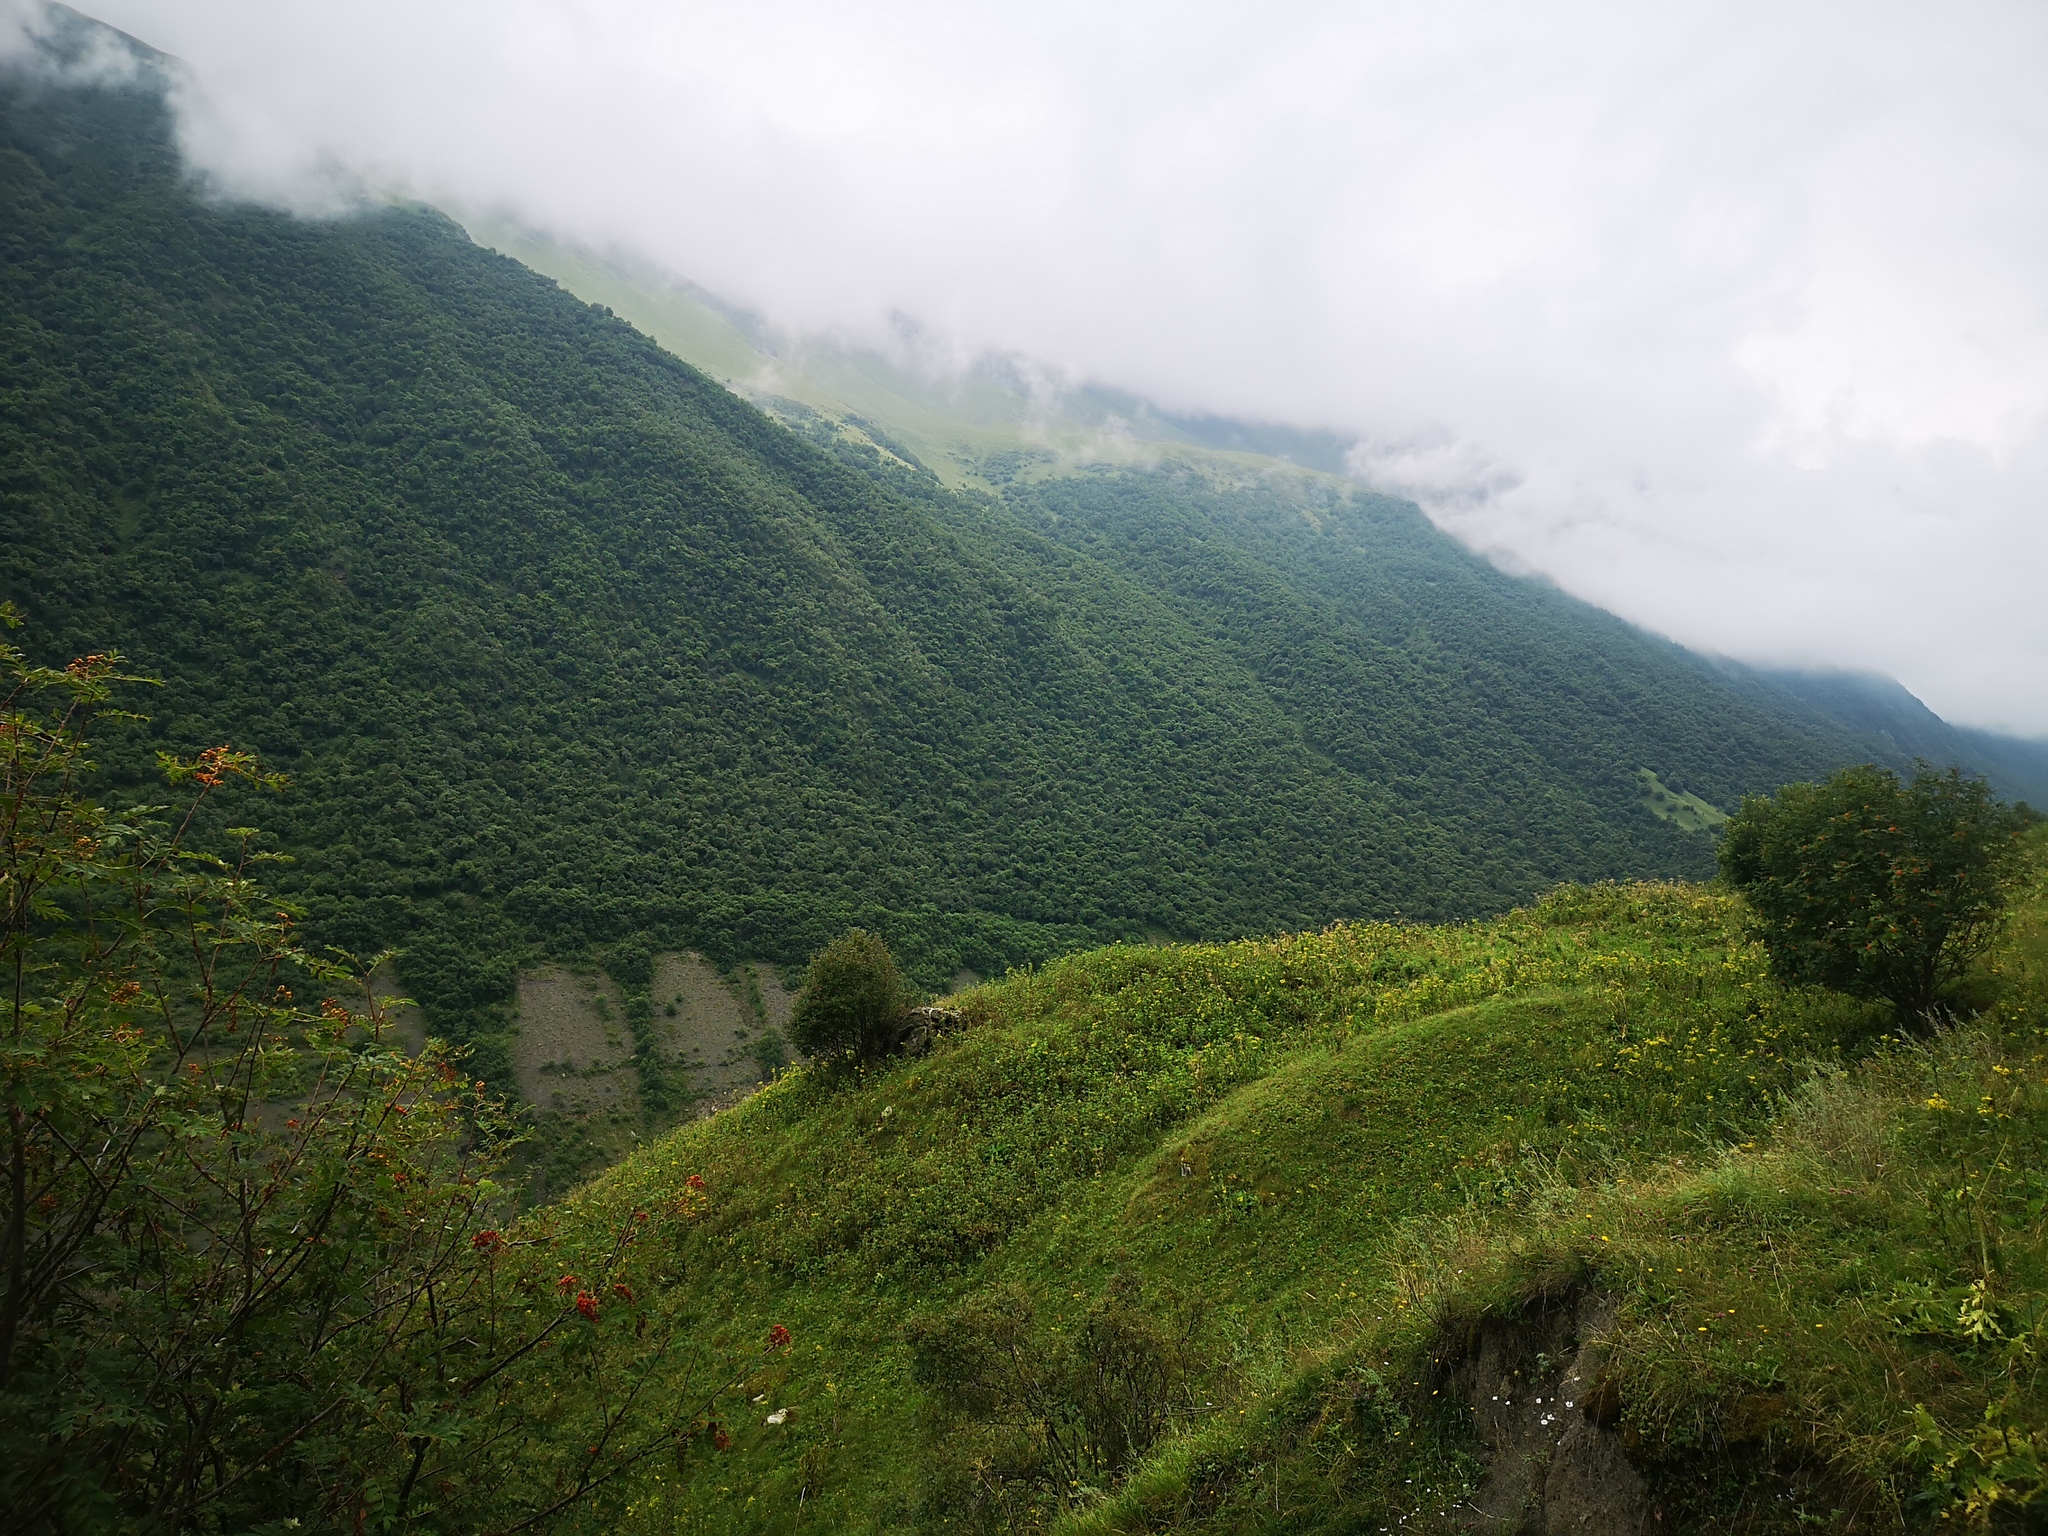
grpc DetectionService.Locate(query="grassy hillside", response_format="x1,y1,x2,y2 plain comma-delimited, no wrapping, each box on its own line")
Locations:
0,52,1893,1106
515,834,2046,1533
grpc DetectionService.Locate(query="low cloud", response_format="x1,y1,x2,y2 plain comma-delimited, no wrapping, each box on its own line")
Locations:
19,0,2048,731
3,0,150,85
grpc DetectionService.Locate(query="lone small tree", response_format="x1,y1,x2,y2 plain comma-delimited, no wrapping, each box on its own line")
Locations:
789,928,909,1062
1718,762,2031,1022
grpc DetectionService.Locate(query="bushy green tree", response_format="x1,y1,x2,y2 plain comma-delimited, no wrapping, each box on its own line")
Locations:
0,612,768,1532
789,929,909,1062
1719,763,2030,1021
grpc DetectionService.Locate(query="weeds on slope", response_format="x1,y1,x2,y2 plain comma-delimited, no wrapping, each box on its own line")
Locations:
1082,846,2048,1534
586,883,1873,1297
542,882,1877,1530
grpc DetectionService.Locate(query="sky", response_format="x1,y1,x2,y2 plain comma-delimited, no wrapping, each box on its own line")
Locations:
12,1,2048,733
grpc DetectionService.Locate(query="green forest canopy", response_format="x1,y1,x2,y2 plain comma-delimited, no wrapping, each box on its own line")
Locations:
0,55,1945,1081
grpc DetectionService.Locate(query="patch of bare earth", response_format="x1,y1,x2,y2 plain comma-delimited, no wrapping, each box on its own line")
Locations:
510,966,637,1114
650,952,791,1117
360,960,427,1054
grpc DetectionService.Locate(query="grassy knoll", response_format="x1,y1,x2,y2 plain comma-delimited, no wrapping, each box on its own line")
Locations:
531,876,1923,1532
1069,836,2048,1534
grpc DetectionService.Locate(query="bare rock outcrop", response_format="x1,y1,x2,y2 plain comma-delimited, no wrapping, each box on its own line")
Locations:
887,1004,965,1058
1450,1294,1650,1536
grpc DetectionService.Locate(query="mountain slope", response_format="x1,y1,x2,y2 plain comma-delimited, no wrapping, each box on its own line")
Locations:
0,46,1941,1096
1746,668,2048,807
484,221,2048,803
456,212,1360,494
996,472,1857,823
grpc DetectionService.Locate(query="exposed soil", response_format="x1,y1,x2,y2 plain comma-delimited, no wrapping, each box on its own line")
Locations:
1449,1294,1651,1536
366,960,427,1054
329,960,426,1054
510,966,636,1112
651,952,792,1117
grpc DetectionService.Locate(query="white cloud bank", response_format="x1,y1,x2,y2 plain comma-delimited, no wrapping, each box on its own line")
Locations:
14,0,2048,732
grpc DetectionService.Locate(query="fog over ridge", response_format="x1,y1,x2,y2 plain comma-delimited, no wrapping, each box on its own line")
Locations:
7,0,2046,734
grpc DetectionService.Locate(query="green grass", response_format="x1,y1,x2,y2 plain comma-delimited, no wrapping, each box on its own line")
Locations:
1639,767,1732,834
1067,835,2048,1534
527,881,1895,1532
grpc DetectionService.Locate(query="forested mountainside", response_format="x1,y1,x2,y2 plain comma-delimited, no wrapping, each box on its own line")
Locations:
483,217,2048,808
1744,668,2048,808
0,56,1921,1082
454,212,1369,492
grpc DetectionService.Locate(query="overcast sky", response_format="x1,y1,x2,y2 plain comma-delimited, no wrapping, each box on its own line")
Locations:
17,1,2048,733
